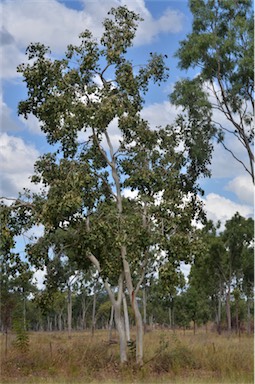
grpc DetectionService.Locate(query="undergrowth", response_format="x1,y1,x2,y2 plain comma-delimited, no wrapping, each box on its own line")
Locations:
1,329,253,384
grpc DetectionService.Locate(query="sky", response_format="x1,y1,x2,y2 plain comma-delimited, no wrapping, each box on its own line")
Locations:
0,0,254,276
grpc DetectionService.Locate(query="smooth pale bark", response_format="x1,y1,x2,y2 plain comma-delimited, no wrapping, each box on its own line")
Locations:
123,293,130,342
143,288,147,332
105,129,144,365
114,304,127,363
106,275,128,363
87,255,128,363
90,131,145,364
133,298,143,364
123,256,144,365
108,305,114,341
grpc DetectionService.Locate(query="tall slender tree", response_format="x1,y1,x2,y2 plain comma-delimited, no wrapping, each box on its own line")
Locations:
17,6,213,364
171,0,254,182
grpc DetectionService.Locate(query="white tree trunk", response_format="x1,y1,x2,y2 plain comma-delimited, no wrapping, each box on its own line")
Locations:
108,305,114,341
102,131,145,364
123,256,144,366
143,288,147,332
87,255,128,363
114,304,127,363
123,293,130,342
133,298,143,365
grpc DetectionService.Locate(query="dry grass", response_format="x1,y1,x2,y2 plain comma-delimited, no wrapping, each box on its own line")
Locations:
1,329,253,384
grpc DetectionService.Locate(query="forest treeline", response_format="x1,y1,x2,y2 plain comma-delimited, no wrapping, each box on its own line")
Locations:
1,213,254,338
0,1,254,366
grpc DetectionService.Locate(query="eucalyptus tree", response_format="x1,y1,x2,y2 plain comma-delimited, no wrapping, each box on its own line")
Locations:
46,255,80,336
188,221,226,333
222,213,254,333
17,6,213,364
171,0,254,182
190,214,254,333
0,202,36,332
157,262,186,329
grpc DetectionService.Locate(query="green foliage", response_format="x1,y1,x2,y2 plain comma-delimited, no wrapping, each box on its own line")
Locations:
188,214,254,331
171,0,254,181
0,203,37,333
12,318,29,353
16,5,211,295
13,5,222,364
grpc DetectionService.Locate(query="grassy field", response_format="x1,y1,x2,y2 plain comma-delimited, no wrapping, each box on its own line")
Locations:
1,328,253,384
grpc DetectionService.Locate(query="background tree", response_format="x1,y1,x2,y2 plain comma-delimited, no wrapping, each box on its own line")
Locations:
0,202,36,333
222,213,254,333
190,213,254,333
171,0,254,182
189,221,226,334
157,262,186,329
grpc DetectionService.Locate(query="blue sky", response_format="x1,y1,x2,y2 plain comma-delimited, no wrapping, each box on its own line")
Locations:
1,0,253,263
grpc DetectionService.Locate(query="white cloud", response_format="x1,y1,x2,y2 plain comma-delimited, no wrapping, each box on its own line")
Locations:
210,136,251,179
202,81,253,180
202,193,253,230
122,188,138,199
141,101,179,128
1,0,90,52
1,0,185,80
0,133,40,198
0,43,25,79
32,267,46,290
156,8,184,34
0,92,21,132
19,113,43,135
226,175,254,205
82,0,185,45
180,261,190,280
134,6,185,45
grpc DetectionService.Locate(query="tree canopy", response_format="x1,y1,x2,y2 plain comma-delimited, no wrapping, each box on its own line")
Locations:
171,0,254,182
